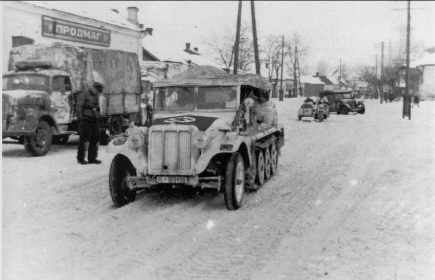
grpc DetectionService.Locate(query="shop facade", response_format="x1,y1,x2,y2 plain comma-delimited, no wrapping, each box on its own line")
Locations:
2,1,145,72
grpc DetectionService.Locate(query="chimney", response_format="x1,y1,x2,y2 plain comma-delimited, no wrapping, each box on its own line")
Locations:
185,43,191,50
127,7,139,26
194,47,199,52
145,28,153,36
316,72,319,77
111,9,119,14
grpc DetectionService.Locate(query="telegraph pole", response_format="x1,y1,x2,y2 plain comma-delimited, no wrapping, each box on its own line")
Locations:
251,0,261,75
403,0,411,119
380,41,384,104
293,45,298,98
233,1,242,75
279,35,284,101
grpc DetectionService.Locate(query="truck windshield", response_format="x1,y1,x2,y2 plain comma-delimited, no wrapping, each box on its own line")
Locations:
155,86,237,112
2,74,50,92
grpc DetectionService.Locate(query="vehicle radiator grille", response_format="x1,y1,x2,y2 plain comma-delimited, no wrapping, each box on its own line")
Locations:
149,130,192,171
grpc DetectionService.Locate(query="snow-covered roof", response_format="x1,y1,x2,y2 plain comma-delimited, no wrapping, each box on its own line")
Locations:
300,76,324,84
21,1,141,31
410,53,435,67
142,36,222,68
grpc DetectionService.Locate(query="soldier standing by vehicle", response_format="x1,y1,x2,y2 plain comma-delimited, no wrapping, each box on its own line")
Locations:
76,81,104,164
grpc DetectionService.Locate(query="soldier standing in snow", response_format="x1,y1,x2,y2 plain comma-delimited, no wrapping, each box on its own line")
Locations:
76,81,104,164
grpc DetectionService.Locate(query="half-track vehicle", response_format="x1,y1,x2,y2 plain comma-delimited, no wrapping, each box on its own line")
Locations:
107,66,285,210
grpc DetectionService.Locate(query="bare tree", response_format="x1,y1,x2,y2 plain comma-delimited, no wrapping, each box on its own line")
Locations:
286,32,309,97
261,35,285,97
208,24,254,73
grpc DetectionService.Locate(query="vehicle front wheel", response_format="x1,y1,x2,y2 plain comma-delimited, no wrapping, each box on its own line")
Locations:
109,155,137,207
24,119,52,156
224,152,245,210
359,106,365,114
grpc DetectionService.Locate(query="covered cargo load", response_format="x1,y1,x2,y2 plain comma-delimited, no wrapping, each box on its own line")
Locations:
8,42,142,116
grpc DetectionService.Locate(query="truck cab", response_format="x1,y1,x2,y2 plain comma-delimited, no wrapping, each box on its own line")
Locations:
107,66,285,210
2,61,75,156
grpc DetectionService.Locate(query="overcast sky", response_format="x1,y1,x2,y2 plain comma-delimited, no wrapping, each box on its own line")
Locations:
103,1,434,74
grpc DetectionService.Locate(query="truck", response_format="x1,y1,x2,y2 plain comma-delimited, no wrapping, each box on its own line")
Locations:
2,42,142,156
107,66,285,210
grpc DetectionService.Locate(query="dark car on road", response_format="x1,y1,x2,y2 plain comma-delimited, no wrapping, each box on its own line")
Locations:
320,90,365,115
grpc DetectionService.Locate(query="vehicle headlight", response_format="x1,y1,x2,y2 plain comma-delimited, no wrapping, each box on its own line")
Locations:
128,132,145,149
193,132,209,149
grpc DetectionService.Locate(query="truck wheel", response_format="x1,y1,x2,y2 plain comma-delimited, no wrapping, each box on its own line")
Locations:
23,119,52,157
224,152,245,210
256,150,265,185
298,116,302,121
264,148,271,180
270,143,278,175
109,155,137,207
340,106,349,115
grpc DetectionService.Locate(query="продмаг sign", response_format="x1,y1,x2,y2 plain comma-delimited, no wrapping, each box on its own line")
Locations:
42,16,111,47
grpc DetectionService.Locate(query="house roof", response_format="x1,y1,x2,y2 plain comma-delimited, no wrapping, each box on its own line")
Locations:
154,65,273,90
300,76,324,85
314,75,334,85
142,36,222,68
410,53,435,67
21,1,141,31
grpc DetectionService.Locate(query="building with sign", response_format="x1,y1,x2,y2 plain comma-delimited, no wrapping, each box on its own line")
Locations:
2,1,146,72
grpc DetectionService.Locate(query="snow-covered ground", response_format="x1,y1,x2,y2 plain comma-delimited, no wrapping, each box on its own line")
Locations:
2,98,435,280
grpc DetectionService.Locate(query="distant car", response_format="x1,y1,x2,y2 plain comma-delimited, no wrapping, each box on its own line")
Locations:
320,90,365,115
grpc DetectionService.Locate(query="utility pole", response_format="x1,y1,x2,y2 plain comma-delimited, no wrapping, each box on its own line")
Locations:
233,1,242,75
339,58,342,87
403,0,411,119
279,36,284,101
380,41,384,104
293,45,298,98
251,0,260,75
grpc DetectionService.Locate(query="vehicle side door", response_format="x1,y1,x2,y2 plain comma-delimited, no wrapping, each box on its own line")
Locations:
51,76,73,124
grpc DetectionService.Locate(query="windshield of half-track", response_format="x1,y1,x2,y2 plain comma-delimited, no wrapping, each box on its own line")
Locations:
154,86,238,112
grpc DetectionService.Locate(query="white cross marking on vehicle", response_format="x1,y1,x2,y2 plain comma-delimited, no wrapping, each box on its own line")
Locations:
164,116,196,123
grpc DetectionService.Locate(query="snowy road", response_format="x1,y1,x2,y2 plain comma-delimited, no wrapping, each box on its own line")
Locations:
2,98,435,280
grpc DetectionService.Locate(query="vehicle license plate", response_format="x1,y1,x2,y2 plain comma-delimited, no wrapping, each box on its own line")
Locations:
156,176,187,184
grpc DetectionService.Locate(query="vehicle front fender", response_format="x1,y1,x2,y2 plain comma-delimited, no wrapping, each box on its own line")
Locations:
194,133,253,174
107,137,148,175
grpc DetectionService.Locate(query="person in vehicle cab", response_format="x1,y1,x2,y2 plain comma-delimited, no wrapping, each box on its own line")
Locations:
318,93,330,105
76,81,104,165
250,90,278,127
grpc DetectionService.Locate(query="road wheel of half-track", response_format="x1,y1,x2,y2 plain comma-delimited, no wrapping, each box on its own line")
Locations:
264,147,271,180
24,119,52,156
224,152,245,210
256,150,265,186
109,154,137,207
270,143,278,175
